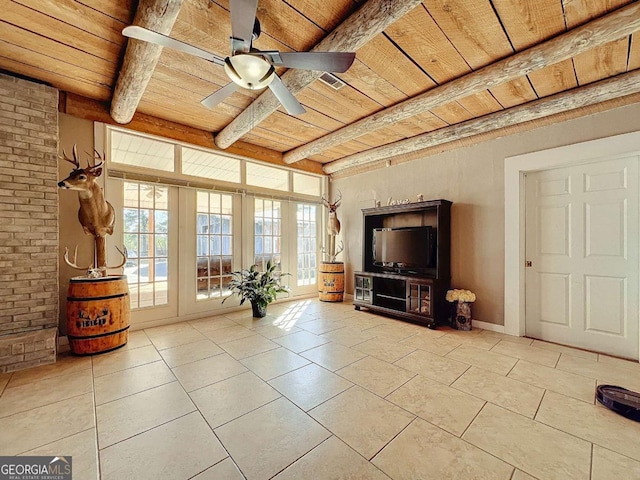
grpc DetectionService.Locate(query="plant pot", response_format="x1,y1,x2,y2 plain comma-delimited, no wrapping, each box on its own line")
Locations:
455,302,472,331
251,301,267,318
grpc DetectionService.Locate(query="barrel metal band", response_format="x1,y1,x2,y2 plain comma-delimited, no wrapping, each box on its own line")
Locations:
70,275,127,283
67,292,129,302
67,325,130,340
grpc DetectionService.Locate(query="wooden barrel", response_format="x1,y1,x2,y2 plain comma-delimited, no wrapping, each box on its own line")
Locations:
67,275,130,355
318,262,345,302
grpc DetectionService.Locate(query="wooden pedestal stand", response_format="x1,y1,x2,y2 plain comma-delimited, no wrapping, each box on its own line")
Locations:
318,262,344,302
66,276,130,355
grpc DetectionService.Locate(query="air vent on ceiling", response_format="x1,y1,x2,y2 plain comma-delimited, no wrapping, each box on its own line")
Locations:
319,72,345,90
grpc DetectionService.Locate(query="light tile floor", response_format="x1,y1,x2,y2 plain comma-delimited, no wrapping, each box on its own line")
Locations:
1,299,640,480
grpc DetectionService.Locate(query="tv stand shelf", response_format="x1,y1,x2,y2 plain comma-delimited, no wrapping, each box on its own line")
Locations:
353,199,451,328
354,271,443,328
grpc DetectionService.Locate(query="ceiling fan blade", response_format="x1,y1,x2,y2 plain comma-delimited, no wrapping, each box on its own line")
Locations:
201,83,240,109
268,75,305,116
230,0,259,53
122,26,225,66
266,51,355,73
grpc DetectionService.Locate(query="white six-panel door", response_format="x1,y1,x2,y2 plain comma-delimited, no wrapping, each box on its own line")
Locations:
525,155,639,359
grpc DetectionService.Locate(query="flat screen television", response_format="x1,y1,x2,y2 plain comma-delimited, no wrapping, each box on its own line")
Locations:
372,226,436,274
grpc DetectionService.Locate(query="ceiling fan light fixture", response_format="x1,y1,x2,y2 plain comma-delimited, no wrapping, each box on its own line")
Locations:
224,54,275,90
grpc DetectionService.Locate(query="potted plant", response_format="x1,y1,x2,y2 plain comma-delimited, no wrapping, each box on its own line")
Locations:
222,260,290,318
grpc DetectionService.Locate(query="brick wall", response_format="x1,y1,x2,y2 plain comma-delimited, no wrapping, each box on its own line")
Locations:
0,73,59,372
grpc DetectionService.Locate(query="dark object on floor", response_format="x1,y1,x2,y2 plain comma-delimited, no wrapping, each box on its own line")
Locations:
596,385,640,422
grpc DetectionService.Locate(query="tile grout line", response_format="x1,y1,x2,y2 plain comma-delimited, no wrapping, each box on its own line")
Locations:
98,409,198,453
589,442,595,480
383,372,418,400
91,356,102,480
0,390,94,422
0,372,13,397
265,435,337,480
368,416,419,463
455,402,525,477
458,399,488,439
532,388,548,420
203,394,283,432
529,393,625,457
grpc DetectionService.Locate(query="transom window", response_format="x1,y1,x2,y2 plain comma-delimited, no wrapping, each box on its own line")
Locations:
182,147,241,183
111,130,174,172
247,162,289,191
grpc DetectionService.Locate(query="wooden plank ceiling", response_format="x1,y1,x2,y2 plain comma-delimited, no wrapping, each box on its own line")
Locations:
1,0,639,177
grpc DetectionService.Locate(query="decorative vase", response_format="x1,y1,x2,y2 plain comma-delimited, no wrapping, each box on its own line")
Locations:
251,301,267,318
455,301,472,331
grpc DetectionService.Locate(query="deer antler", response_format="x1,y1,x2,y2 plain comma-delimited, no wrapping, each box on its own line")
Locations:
106,246,128,270
321,193,330,208
334,190,342,208
59,144,80,169
321,240,344,263
83,149,105,170
63,245,94,271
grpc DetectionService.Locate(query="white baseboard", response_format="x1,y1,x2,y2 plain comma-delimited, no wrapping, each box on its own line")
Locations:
472,319,505,333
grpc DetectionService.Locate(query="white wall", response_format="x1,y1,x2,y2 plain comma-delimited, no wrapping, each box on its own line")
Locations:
332,102,640,326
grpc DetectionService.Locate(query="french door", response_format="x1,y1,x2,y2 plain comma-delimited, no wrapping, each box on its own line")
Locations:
107,179,179,326
108,180,321,326
178,189,242,317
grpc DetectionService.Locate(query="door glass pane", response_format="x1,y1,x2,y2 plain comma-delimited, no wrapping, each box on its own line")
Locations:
196,191,234,300
296,203,318,286
254,198,282,272
122,182,170,309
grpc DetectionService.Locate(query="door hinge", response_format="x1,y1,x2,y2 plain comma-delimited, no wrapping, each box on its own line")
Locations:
525,260,532,267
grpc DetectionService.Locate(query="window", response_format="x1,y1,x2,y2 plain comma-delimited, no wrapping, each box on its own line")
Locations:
182,147,240,183
293,172,321,196
296,204,317,286
254,198,281,271
196,191,234,299
111,130,174,172
246,162,289,191
122,182,169,309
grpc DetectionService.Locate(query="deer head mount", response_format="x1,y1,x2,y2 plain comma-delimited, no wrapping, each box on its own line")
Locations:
321,189,342,236
321,190,343,261
58,145,126,276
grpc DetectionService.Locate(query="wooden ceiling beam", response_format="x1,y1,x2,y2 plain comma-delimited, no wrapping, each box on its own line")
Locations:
110,0,184,124
323,69,640,175
214,0,424,150
286,1,640,164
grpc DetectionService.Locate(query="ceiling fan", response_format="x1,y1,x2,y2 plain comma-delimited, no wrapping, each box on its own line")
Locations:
122,0,356,116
